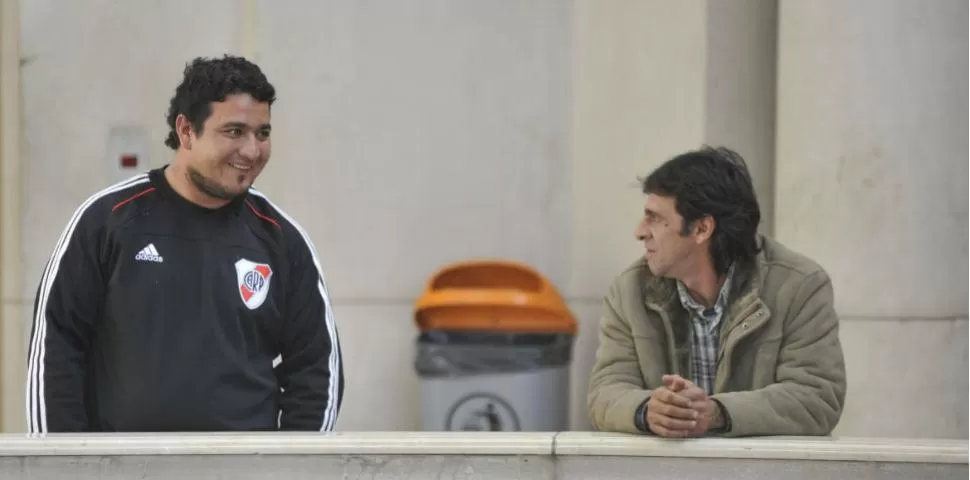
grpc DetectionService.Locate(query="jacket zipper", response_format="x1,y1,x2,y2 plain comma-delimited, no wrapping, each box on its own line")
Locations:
715,302,770,392
645,303,682,376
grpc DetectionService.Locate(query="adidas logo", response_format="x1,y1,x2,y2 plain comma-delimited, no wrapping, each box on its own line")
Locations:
134,243,164,263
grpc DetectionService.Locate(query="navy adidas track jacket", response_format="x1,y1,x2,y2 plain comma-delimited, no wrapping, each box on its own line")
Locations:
26,167,344,432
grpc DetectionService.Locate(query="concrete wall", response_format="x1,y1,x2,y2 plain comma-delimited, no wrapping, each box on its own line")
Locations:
0,0,24,434
2,0,966,438
774,0,969,438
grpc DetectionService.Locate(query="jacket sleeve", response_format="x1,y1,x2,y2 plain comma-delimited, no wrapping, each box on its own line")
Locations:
711,270,847,437
276,227,344,431
587,281,653,434
26,206,106,433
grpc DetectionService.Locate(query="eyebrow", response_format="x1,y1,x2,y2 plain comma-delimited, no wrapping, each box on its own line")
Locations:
644,208,662,218
220,122,271,130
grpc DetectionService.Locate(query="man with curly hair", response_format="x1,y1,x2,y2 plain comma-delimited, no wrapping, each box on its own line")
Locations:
26,55,344,432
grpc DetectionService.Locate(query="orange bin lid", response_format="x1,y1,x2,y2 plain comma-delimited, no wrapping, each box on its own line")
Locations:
414,260,577,334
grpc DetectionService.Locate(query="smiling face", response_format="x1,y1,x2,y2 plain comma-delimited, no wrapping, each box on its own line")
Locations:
177,93,272,201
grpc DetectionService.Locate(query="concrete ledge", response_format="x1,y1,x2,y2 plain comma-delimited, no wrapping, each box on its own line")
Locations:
0,433,559,480
0,432,964,463
0,433,964,480
0,432,556,456
553,432,969,464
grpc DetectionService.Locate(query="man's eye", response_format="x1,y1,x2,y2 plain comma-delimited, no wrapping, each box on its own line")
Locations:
227,128,242,137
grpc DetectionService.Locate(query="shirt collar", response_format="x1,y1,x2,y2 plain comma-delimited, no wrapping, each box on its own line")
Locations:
676,263,736,316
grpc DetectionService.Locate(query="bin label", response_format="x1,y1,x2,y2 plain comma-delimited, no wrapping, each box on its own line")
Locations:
445,393,521,431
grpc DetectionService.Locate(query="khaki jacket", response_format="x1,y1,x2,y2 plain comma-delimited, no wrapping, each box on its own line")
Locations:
587,236,847,437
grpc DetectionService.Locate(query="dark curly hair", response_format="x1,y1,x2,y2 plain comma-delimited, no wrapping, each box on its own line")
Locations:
641,146,762,275
164,55,276,150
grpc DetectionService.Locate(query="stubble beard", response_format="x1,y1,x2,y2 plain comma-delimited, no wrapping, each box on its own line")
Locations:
187,166,242,201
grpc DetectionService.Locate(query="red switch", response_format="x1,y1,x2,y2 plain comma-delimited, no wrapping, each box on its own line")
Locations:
120,154,138,168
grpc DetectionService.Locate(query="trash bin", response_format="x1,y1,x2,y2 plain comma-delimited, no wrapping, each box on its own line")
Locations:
413,260,577,432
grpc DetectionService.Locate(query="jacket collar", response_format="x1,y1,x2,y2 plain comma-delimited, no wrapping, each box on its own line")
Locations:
642,235,771,324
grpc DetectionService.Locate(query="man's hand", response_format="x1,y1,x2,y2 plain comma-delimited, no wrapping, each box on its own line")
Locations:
660,375,724,437
644,375,698,437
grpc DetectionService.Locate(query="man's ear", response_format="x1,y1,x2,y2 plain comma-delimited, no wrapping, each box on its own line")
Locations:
175,114,194,150
693,216,716,244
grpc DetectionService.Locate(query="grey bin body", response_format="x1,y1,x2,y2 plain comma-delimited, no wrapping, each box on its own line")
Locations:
415,331,574,432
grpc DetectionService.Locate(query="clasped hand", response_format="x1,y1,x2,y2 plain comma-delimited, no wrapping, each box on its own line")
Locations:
644,374,722,438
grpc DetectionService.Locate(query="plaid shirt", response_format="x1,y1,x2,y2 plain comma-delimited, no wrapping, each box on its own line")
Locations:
676,264,735,395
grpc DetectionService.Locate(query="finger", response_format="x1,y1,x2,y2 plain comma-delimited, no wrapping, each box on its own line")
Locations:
647,386,672,405
648,411,696,434
656,388,692,408
656,415,698,431
679,385,708,401
655,402,699,420
670,378,687,392
661,374,686,391
653,425,688,438
648,422,673,438
647,415,690,438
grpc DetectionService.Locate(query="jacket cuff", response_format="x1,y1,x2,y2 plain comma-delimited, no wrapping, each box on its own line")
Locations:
634,396,651,432
709,393,750,437
709,398,732,434
596,389,652,434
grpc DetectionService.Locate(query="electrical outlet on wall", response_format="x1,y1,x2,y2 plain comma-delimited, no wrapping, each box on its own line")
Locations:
106,124,150,183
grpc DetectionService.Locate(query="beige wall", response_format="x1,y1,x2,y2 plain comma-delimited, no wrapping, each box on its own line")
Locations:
1,0,24,433
3,0,966,438
775,0,968,437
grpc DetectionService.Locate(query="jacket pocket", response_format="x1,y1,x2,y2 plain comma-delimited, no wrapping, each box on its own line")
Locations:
719,334,782,392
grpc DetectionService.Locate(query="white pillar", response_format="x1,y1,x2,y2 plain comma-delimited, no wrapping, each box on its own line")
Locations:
775,0,968,437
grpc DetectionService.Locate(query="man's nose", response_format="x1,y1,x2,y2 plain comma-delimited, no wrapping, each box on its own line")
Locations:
239,135,260,159
634,222,649,241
